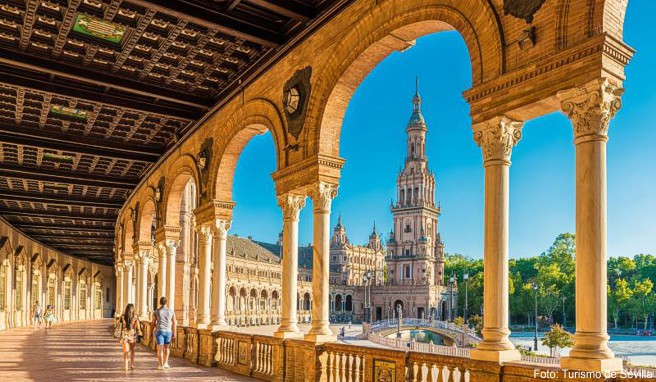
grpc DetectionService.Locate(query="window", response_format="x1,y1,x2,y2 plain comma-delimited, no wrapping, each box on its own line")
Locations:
47,277,55,307
95,289,102,309
79,282,87,310
0,265,5,312
332,256,336,262
64,280,71,310
404,266,411,279
405,249,410,257
405,224,411,233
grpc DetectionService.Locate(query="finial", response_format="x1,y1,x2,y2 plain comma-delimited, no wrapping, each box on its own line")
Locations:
373,220,377,234
415,75,419,96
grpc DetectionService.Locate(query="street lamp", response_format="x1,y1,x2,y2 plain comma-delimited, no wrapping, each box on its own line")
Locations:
562,296,567,328
363,271,372,323
396,303,403,338
532,282,539,351
463,271,469,325
449,272,455,322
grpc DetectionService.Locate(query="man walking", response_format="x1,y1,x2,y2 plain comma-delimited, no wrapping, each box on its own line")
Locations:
151,296,176,370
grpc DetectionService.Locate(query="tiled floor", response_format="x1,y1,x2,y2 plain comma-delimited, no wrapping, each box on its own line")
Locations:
0,319,252,381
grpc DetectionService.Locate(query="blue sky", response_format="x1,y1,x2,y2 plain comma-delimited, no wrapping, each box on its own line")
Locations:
229,2,655,259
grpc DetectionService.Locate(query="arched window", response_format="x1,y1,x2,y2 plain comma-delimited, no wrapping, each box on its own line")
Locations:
404,265,411,279
79,281,87,310
63,279,71,310
47,275,55,308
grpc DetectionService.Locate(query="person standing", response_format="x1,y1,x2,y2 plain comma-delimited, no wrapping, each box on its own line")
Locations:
119,303,142,371
44,305,55,329
151,296,176,370
31,301,43,329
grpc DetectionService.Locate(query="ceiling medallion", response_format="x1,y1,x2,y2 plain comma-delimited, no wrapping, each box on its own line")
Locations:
282,67,312,140
72,13,126,44
503,0,547,23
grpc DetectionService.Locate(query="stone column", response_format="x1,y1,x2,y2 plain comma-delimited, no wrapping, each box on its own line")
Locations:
559,79,624,372
274,193,306,339
123,260,134,305
196,224,213,328
116,265,124,315
134,259,142,314
157,244,167,301
211,219,230,328
306,182,338,342
470,116,522,363
139,253,150,319
165,240,177,313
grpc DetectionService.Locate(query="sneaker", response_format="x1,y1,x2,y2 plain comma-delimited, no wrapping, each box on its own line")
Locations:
164,363,170,369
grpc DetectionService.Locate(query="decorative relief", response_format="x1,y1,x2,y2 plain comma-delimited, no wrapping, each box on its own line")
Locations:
559,79,623,141
197,138,213,201
277,194,306,220
503,0,547,23
373,359,396,382
238,341,249,365
282,67,312,140
473,116,523,163
309,182,338,212
195,224,214,244
213,219,231,239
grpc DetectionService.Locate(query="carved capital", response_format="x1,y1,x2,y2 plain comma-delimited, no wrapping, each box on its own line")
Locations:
277,193,306,221
558,78,624,144
213,219,231,240
473,116,523,165
195,224,214,244
308,182,338,212
123,260,134,271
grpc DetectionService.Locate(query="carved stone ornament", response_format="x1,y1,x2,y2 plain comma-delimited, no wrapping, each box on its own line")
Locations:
282,66,312,140
473,116,523,164
195,224,214,243
559,79,624,142
197,138,213,200
277,193,306,220
213,219,231,239
309,182,338,212
503,0,547,23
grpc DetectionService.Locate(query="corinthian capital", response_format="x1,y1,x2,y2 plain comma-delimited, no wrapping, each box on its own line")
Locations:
558,78,624,143
277,193,306,221
194,224,214,244
123,259,134,271
213,219,231,239
309,182,338,212
473,116,523,165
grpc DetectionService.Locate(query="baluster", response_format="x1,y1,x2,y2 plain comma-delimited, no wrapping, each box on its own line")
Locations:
330,351,337,382
435,365,443,382
257,343,263,373
426,362,434,382
411,361,419,382
339,352,346,382
453,367,464,382
357,355,364,382
345,353,352,382
349,353,357,382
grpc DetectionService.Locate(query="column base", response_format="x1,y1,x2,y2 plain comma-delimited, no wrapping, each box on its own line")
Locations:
274,329,304,339
561,357,623,373
304,333,337,343
470,348,521,364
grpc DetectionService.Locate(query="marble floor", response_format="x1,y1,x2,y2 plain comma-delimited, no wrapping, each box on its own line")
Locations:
0,319,251,382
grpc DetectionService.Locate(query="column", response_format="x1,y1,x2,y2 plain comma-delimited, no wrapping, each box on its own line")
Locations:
306,183,337,342
559,79,623,372
116,266,123,315
123,260,134,305
274,193,306,339
139,253,150,319
470,116,522,363
211,219,230,328
157,244,167,301
165,241,177,314
196,224,213,327
135,259,142,314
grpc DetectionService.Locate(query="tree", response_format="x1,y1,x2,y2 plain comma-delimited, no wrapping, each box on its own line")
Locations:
608,278,633,329
468,314,483,337
632,278,655,332
454,316,464,327
541,324,573,357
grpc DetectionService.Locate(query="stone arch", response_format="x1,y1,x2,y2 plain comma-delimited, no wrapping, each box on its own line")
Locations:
309,0,504,157
209,99,285,202
335,294,343,312
137,198,157,243
163,155,200,227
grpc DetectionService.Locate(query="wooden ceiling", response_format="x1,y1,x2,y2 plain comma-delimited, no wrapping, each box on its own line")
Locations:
0,0,350,266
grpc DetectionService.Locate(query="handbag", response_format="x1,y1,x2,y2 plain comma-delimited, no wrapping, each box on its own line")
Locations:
136,320,144,343
113,319,123,339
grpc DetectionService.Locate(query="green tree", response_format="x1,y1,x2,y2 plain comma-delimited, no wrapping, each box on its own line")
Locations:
632,278,655,331
468,314,483,337
608,278,633,329
541,324,574,357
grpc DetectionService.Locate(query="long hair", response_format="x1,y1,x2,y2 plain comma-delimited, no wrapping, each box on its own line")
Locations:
123,303,135,330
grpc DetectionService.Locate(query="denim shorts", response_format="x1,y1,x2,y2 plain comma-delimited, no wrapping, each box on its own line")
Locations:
155,330,173,345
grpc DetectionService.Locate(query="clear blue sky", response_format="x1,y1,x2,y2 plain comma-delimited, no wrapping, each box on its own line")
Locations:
229,1,655,259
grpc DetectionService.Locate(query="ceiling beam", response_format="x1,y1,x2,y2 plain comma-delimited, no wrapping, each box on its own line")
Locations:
247,0,315,21
16,224,114,233
0,49,211,110
0,208,116,222
29,234,114,240
0,72,200,120
51,244,114,249
0,190,124,208
0,163,139,190
128,0,283,47
0,124,161,162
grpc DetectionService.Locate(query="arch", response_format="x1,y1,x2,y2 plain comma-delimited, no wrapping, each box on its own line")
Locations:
345,295,353,312
208,99,285,202
162,155,201,227
303,292,311,311
441,300,448,321
335,294,343,312
137,198,157,243
310,0,504,157
394,300,405,316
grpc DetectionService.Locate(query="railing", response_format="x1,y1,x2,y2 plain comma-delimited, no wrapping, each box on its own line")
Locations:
369,318,481,345
518,354,560,366
368,331,471,358
215,331,284,381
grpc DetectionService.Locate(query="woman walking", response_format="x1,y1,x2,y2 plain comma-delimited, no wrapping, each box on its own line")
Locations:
119,303,142,371
31,301,43,329
44,304,55,329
